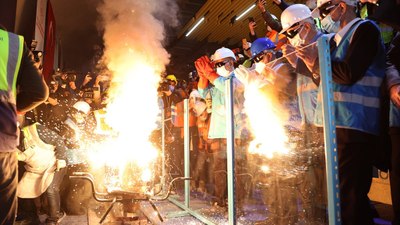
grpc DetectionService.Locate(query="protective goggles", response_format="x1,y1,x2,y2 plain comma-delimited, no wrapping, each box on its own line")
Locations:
318,1,339,19
214,60,230,68
284,22,303,39
252,50,274,63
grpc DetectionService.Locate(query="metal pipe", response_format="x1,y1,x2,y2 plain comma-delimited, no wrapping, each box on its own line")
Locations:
317,35,341,225
184,99,190,207
225,77,236,224
161,109,166,194
99,197,117,224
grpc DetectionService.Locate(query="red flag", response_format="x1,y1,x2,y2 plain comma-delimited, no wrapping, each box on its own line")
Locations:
42,0,56,83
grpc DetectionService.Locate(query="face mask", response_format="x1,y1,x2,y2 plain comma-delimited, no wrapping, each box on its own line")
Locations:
217,66,231,77
255,62,266,74
290,33,305,47
169,85,175,92
321,14,340,33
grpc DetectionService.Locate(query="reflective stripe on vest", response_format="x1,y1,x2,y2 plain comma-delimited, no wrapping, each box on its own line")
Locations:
314,19,385,135
0,29,24,104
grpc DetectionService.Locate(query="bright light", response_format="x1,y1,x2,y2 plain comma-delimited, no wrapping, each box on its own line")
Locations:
185,17,205,37
236,4,256,21
243,77,290,159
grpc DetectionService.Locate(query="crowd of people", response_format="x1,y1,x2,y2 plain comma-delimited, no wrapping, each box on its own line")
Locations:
1,0,400,224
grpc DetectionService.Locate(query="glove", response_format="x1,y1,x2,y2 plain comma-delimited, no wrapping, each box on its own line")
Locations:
195,56,219,83
235,65,270,88
198,76,209,89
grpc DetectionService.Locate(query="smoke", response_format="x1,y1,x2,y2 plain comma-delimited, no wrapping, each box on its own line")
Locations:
97,0,179,75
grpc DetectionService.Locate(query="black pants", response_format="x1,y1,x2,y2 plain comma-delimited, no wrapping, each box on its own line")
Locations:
0,152,18,225
336,128,375,225
390,127,400,225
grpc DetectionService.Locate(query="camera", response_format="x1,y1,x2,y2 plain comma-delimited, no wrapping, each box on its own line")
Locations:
157,80,170,92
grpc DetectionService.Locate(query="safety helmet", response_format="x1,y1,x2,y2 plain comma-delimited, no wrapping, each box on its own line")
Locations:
280,4,312,34
73,101,91,115
166,74,177,84
250,37,276,58
311,0,358,18
211,47,236,62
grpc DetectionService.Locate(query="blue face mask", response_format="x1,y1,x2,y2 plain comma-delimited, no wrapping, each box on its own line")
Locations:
321,14,340,33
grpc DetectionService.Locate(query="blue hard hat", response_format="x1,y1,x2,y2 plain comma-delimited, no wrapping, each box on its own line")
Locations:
250,37,276,58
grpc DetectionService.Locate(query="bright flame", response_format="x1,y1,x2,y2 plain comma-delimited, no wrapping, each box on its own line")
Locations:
85,0,178,192
244,81,290,158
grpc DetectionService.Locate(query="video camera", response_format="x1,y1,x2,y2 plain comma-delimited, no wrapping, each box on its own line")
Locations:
157,79,170,92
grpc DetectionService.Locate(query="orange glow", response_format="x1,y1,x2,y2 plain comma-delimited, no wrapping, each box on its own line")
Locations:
243,80,290,159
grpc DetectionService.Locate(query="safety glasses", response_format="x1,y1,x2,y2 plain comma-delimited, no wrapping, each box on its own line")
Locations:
319,1,339,19
252,50,274,63
284,22,303,39
214,60,230,68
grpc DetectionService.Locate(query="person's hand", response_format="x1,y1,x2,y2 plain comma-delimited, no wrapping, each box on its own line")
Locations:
195,56,215,80
48,97,58,106
249,21,257,35
272,0,282,5
82,74,92,87
296,43,318,73
69,81,77,90
281,44,298,67
235,65,270,88
390,84,400,108
257,0,266,12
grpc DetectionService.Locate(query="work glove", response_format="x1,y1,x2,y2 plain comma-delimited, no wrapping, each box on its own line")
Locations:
195,56,219,83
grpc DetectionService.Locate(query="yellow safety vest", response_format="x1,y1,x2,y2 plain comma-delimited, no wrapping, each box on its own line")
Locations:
0,29,24,100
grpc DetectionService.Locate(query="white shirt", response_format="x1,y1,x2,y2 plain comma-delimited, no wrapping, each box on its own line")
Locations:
334,18,362,45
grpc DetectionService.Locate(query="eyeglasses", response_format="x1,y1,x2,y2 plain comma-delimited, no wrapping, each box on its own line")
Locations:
319,1,339,19
252,50,274,63
284,23,303,39
214,60,230,68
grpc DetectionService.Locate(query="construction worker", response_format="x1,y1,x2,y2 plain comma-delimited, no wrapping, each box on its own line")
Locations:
299,0,386,224
0,28,48,224
194,47,247,208
280,4,330,222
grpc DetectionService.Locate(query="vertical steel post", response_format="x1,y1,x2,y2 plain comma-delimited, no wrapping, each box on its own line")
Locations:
161,109,166,194
225,78,236,224
317,35,341,225
184,99,190,207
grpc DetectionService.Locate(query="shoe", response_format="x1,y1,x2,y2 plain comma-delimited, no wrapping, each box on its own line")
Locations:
45,211,66,225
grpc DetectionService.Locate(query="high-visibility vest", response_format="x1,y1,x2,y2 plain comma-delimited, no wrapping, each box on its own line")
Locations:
360,5,394,45
0,29,24,151
314,19,386,135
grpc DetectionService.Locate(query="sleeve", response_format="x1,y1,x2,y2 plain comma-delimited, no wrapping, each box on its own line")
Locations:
16,44,49,112
261,11,283,32
37,124,68,161
386,32,400,90
275,0,290,11
330,21,380,85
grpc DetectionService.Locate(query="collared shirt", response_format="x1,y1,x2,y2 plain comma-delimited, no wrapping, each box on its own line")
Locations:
334,18,362,45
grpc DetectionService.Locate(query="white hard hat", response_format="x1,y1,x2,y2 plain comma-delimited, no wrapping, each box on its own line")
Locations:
280,4,312,34
311,0,358,18
212,47,236,62
73,101,91,114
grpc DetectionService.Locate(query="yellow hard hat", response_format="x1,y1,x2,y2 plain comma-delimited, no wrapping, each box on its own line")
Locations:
166,74,177,83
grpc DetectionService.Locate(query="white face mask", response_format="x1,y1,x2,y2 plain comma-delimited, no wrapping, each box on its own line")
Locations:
169,85,175,92
255,62,267,74
290,33,305,47
216,66,231,77
321,14,340,33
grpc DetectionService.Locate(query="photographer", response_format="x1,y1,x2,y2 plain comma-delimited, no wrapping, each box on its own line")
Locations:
78,72,107,109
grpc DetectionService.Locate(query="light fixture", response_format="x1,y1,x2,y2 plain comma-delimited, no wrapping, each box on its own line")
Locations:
185,17,205,37
235,4,256,21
